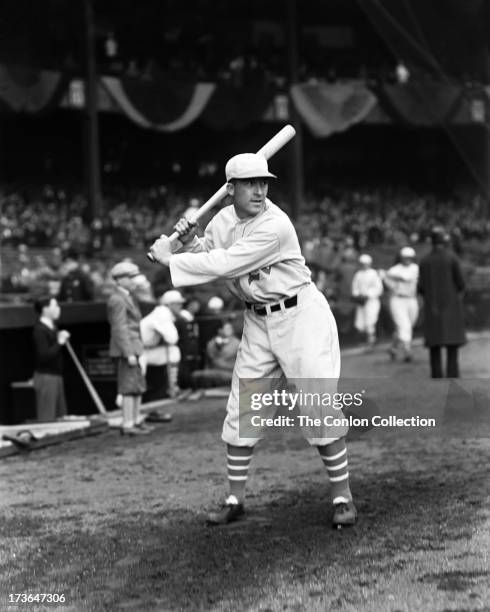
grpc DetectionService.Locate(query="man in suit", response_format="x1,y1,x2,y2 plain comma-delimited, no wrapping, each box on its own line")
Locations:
32,296,70,421
418,227,466,378
107,261,150,435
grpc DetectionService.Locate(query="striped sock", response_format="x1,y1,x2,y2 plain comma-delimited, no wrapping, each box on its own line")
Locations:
318,438,352,504
227,444,254,503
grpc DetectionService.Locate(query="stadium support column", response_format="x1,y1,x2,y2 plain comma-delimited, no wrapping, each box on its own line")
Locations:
286,0,304,221
486,94,490,217
84,0,102,221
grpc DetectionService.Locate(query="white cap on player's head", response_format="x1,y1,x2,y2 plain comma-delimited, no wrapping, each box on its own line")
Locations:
359,254,373,265
160,290,186,305
225,153,276,182
400,246,416,258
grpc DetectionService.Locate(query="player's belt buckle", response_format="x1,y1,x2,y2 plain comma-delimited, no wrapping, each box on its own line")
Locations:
246,295,298,316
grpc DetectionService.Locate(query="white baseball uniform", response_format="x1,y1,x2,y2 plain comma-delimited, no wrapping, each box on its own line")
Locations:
351,268,383,335
168,199,346,446
385,262,419,344
140,304,180,366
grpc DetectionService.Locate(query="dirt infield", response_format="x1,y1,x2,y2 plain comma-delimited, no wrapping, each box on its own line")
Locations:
1,338,489,611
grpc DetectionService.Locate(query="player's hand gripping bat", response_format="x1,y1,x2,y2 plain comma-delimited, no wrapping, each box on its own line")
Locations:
147,124,296,262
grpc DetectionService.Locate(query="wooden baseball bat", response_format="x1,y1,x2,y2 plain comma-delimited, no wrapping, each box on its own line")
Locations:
147,124,296,262
65,340,107,415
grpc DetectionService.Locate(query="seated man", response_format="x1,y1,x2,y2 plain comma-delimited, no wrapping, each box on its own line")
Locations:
191,320,240,389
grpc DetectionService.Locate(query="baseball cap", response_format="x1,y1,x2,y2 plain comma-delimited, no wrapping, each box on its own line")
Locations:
207,296,224,310
359,254,373,265
400,246,416,258
161,290,186,305
225,153,276,182
110,261,141,279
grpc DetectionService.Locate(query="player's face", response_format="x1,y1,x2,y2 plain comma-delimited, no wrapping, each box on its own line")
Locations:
228,179,269,219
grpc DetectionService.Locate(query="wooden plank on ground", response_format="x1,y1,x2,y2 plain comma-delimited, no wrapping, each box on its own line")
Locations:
0,420,109,459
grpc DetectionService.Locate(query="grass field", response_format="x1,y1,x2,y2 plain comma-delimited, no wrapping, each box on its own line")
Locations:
1,338,489,611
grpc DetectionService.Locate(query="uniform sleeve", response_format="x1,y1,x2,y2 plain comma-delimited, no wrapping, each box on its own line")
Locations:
152,309,179,345
367,271,383,298
107,297,133,357
169,225,281,287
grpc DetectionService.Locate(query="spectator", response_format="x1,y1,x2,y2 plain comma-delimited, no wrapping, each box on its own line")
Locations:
333,247,359,334
32,296,70,421
107,261,150,436
191,320,240,389
58,250,94,302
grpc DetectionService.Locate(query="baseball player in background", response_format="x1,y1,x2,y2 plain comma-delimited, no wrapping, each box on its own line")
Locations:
149,153,357,528
351,254,383,349
382,246,419,362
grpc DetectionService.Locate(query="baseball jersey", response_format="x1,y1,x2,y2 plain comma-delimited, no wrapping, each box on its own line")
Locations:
351,268,383,299
386,263,419,297
169,199,311,303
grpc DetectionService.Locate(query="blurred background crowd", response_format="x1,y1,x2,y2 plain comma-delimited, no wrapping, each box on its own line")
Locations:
1,181,488,303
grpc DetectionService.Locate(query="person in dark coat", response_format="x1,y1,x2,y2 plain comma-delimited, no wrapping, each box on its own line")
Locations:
418,226,466,378
32,296,70,421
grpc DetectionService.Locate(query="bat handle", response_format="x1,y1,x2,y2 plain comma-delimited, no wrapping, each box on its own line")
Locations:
146,230,180,262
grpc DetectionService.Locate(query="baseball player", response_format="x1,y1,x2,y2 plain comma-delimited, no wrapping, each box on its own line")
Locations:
382,246,419,362
351,254,383,349
149,153,357,528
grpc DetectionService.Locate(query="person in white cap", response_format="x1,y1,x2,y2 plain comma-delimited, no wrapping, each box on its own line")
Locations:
149,152,357,529
207,295,224,315
351,254,383,349
140,290,182,401
107,261,150,435
383,246,419,362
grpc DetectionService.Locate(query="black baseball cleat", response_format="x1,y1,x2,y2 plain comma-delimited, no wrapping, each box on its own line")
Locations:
206,497,245,526
332,500,357,529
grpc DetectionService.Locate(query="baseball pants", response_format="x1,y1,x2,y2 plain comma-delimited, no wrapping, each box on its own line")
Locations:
222,284,347,447
354,298,381,335
389,296,419,344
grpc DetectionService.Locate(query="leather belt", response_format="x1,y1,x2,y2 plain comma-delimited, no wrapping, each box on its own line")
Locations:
245,295,298,316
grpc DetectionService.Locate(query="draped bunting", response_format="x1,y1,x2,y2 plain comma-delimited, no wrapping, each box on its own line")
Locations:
374,82,465,126
0,64,67,113
0,63,488,134
290,82,377,137
101,76,215,132
200,83,276,130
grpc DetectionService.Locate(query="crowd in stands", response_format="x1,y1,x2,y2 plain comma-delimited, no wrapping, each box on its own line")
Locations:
2,183,488,258
1,181,488,306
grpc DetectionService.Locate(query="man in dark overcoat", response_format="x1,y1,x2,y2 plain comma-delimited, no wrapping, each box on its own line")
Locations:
418,227,466,378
